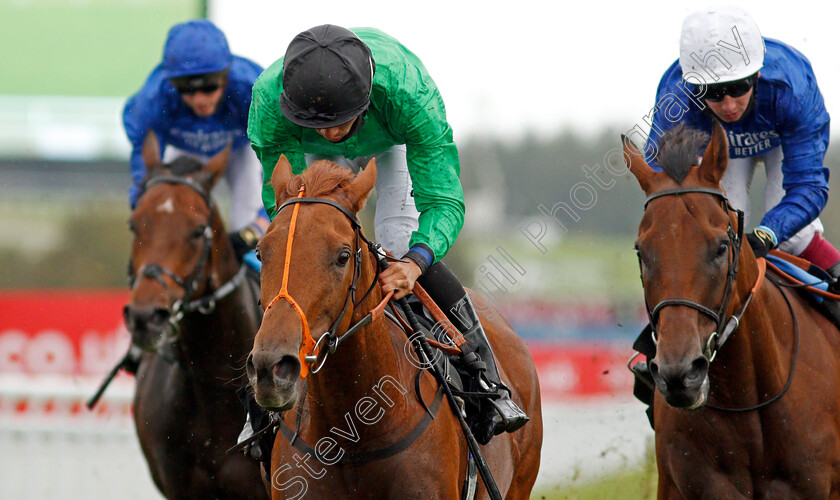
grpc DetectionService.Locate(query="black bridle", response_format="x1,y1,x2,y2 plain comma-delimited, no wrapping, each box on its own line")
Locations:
639,187,746,362
636,186,800,412
129,176,246,340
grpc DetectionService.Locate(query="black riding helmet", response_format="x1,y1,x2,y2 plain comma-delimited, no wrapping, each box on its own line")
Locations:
279,25,375,130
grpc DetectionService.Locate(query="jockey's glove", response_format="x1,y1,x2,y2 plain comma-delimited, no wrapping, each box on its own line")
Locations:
746,227,776,259
228,225,262,261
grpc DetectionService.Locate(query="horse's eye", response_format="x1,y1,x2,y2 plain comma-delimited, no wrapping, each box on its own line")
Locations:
336,249,352,267
127,221,136,233
191,226,206,239
716,242,729,259
254,248,262,262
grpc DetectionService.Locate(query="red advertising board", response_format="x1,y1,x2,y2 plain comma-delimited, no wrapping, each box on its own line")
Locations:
0,290,635,402
528,341,634,399
0,290,130,376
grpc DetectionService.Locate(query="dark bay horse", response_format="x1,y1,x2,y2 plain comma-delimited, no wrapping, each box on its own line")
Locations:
246,156,542,499
126,132,267,499
625,122,840,498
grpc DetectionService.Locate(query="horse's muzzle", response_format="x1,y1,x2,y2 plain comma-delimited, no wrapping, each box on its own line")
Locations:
246,350,301,411
649,355,710,409
124,304,171,350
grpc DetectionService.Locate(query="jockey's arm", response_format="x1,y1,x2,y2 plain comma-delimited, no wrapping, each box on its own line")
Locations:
759,84,830,244
393,82,465,270
123,90,164,208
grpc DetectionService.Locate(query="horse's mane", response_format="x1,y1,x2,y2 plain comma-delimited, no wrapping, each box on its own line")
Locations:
657,123,710,184
281,159,360,207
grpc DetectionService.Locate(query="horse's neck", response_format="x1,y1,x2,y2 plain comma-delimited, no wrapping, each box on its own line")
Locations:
304,259,420,431
710,255,792,401
175,221,258,384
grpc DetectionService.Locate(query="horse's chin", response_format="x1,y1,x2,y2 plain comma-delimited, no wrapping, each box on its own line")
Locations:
131,331,169,352
662,377,710,410
252,382,300,412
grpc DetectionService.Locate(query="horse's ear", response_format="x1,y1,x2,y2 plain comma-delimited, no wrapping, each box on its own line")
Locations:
622,134,654,193
272,155,293,202
141,130,162,172
204,144,231,187
699,120,729,185
346,158,377,213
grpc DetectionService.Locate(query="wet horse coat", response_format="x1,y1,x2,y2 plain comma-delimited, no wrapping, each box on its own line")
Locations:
126,133,266,499
246,156,543,499
625,123,840,499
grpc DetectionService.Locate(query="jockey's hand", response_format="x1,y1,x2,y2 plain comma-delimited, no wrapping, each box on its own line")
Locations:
228,225,261,261
746,228,775,259
379,259,422,300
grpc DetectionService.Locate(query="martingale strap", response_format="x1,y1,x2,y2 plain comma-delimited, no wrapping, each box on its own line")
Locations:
277,383,445,464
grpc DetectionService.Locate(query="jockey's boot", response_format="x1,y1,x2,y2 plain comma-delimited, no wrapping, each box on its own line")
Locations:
450,294,529,445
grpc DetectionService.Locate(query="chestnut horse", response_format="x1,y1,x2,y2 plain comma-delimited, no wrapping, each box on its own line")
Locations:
125,133,267,499
246,156,542,499
625,122,840,498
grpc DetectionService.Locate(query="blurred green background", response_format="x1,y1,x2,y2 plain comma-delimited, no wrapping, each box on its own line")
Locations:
0,0,201,96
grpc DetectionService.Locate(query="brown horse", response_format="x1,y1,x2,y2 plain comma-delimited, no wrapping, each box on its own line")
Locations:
125,133,267,499
625,122,840,498
245,156,542,499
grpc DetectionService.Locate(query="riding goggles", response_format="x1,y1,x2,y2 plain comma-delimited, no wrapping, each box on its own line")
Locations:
173,82,222,95
702,73,758,102
170,72,226,95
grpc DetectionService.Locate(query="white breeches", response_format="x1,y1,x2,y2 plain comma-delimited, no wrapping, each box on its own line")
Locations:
305,144,420,257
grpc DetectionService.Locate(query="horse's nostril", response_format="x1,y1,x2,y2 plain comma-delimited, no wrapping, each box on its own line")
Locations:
274,355,301,384
687,356,709,383
649,360,660,380
151,307,171,326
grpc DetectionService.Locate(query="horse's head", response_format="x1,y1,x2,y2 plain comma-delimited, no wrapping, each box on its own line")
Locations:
124,131,232,350
246,155,377,411
625,122,748,409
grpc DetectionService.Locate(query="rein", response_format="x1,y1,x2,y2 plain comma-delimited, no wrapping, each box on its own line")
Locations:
258,186,501,496
705,272,800,412
263,185,390,378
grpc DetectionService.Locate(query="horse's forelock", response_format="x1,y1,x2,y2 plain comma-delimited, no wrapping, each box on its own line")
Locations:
657,124,710,184
168,157,204,177
284,160,357,205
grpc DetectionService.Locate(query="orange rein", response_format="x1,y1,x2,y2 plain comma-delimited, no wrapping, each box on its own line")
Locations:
766,250,840,302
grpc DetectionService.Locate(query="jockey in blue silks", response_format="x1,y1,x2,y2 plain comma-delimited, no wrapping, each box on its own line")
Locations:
123,19,269,259
644,6,840,286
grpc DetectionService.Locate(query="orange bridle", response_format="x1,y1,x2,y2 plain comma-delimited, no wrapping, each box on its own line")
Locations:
263,186,318,377
262,185,393,378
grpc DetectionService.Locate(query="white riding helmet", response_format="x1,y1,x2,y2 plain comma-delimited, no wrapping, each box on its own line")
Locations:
680,6,765,83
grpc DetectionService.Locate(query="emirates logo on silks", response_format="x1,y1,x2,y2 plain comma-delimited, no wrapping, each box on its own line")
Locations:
726,129,780,157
